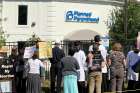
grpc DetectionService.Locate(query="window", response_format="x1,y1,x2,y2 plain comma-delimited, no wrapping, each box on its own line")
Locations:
18,5,28,25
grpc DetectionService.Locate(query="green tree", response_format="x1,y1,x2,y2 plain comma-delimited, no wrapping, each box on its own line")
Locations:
107,0,140,46
28,33,40,42
26,33,41,46
0,29,6,48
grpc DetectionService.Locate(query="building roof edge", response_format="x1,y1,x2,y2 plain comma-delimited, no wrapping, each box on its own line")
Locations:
2,0,124,6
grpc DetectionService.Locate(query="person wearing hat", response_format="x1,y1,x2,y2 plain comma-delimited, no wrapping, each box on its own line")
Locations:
89,35,107,62
49,41,65,93
87,35,107,93
88,35,108,93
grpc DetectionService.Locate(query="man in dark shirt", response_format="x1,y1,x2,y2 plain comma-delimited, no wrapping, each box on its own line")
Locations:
50,41,65,93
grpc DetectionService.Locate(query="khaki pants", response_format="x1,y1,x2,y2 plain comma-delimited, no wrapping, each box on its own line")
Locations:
88,72,102,93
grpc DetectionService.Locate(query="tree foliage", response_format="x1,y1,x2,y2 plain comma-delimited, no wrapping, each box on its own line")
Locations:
27,33,40,42
26,33,41,46
107,1,140,46
0,29,6,48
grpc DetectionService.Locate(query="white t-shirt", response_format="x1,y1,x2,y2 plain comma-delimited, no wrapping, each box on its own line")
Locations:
28,58,44,74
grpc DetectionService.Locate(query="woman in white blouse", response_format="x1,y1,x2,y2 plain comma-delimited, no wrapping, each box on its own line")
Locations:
73,43,87,93
26,50,44,93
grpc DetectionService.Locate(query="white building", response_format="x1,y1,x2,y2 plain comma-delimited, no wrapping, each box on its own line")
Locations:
1,0,123,42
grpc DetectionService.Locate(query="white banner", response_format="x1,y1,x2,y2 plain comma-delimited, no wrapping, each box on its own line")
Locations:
23,46,36,58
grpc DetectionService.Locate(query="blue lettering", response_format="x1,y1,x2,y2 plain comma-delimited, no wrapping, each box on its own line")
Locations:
89,17,99,23
81,13,85,16
76,17,80,22
96,17,99,23
91,18,96,22
73,16,80,22
88,13,92,17
86,18,90,22
80,18,84,22
78,12,82,16
66,11,73,21
85,18,88,22
74,16,78,21
85,13,89,17
83,18,87,22
65,10,99,23
74,11,79,16
83,12,92,17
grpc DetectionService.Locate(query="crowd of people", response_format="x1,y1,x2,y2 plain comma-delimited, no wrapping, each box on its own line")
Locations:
3,35,140,93
50,35,140,93
8,46,45,93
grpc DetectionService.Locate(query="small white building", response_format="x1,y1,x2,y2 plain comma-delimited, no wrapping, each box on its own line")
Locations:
1,0,123,42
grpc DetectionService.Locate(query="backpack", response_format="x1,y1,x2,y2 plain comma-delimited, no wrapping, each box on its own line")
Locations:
92,43,100,52
89,43,103,72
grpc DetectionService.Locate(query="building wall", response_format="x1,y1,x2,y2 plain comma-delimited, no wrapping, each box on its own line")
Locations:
2,1,115,42
3,1,52,42
0,1,2,27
